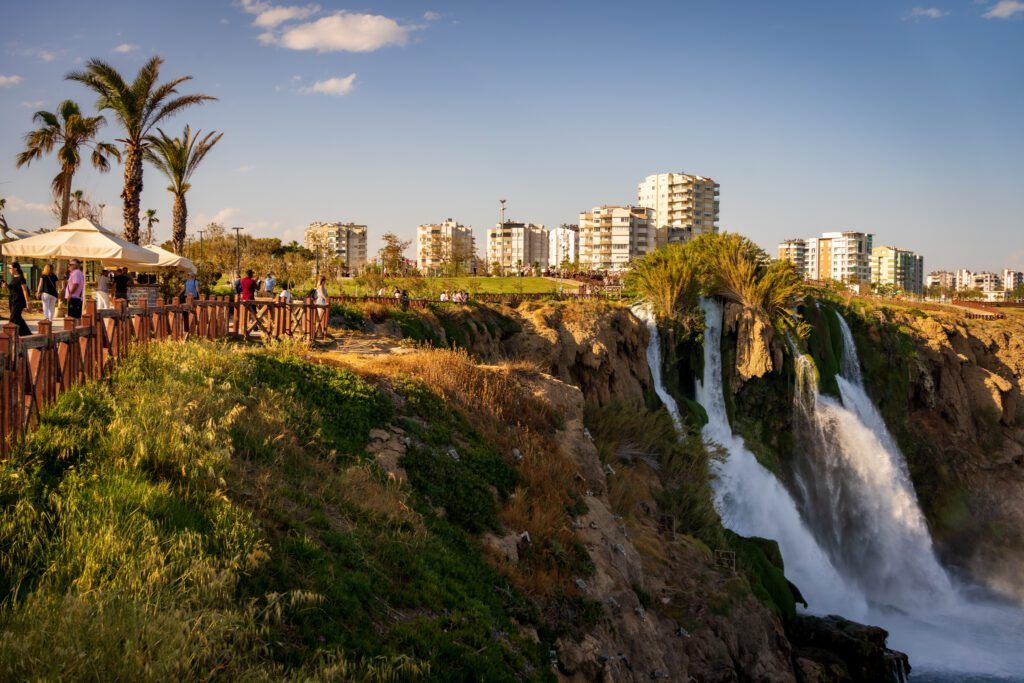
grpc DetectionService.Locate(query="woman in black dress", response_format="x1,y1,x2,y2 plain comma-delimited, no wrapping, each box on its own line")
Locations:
6,261,32,336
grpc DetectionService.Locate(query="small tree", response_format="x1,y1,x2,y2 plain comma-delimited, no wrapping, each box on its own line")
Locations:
378,233,411,275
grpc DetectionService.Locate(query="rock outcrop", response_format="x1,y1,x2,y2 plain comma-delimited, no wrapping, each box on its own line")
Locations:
724,302,779,380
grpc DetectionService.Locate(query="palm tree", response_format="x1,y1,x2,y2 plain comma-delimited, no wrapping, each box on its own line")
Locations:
14,100,120,225
143,208,159,244
144,126,223,254
65,56,215,243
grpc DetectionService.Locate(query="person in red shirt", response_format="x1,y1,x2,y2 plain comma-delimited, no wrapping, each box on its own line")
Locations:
239,269,257,301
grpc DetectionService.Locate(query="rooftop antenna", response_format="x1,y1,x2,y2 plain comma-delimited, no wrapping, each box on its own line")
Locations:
499,198,507,226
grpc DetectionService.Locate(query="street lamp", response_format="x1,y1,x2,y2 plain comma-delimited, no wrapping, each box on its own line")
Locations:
232,226,244,282
98,203,106,224
198,229,205,259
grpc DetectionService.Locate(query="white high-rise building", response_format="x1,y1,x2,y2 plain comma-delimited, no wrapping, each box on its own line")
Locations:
870,246,924,295
304,221,368,273
972,271,1002,293
1001,269,1023,292
548,224,579,269
637,172,720,244
578,205,656,271
955,269,975,291
417,218,476,275
926,271,956,291
803,231,873,284
486,222,548,274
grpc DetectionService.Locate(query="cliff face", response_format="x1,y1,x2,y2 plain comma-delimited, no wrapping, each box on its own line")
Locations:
844,305,1024,603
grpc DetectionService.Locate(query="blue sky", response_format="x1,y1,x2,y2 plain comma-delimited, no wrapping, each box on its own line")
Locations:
1,0,1022,270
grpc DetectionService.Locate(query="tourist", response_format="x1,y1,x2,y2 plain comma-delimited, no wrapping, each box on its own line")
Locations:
439,290,449,302
113,267,131,302
277,281,293,304
64,259,85,319
232,273,242,296
6,262,32,336
183,272,200,300
399,289,410,312
315,276,328,306
263,272,275,297
95,268,112,309
35,263,58,321
240,270,257,301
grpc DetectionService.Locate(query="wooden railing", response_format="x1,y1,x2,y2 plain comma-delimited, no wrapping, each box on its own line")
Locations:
0,294,329,457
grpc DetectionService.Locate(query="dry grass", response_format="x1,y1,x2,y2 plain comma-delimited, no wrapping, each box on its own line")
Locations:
352,347,587,598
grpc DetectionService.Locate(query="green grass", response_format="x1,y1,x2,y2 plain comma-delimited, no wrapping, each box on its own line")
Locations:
0,341,551,681
341,276,574,296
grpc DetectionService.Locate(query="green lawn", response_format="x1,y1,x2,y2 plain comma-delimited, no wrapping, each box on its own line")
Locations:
338,276,578,296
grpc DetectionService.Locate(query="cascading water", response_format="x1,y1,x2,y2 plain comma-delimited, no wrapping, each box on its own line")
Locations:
791,310,1024,679
639,298,1024,679
632,303,684,435
693,297,867,617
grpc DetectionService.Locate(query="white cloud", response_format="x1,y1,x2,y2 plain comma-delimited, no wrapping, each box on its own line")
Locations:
237,164,256,172
907,7,949,19
984,0,1024,18
9,47,57,62
5,196,51,214
0,75,23,87
20,100,46,108
301,74,357,96
112,43,139,53
267,12,412,52
253,4,320,28
212,207,240,224
423,10,440,21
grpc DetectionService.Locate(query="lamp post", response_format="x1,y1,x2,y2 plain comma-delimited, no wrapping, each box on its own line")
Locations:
232,226,244,282
198,229,205,259
98,203,106,224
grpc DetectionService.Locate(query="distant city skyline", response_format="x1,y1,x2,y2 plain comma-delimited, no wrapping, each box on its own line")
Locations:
1,0,1022,271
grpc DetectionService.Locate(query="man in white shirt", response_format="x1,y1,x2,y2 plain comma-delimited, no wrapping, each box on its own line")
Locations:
95,269,111,309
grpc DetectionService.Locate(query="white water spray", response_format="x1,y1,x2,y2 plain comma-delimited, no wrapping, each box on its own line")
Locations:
632,303,684,434
693,298,867,617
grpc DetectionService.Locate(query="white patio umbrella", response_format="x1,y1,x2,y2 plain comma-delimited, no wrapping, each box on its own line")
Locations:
0,218,160,267
130,244,197,274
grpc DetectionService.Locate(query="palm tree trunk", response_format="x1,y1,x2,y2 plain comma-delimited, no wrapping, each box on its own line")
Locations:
59,169,72,225
121,143,143,243
172,193,187,255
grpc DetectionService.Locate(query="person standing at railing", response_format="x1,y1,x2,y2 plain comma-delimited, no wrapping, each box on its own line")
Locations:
64,259,84,320
277,281,293,304
95,268,112,310
35,263,58,322
113,267,130,302
183,273,200,301
315,276,328,306
5,261,32,336
240,270,257,301
263,272,275,297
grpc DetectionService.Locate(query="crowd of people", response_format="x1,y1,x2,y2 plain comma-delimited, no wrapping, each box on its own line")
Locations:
230,271,328,306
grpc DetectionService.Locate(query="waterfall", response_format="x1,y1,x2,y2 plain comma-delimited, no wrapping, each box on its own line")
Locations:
788,314,953,608
632,303,684,434
693,297,867,617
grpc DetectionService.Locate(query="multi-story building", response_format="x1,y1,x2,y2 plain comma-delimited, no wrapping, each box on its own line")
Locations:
548,224,579,269
1001,269,1023,293
803,231,873,284
972,271,1002,293
637,172,720,244
578,205,656,271
926,270,956,291
954,269,975,291
304,221,368,273
777,239,808,278
417,218,476,275
486,222,548,273
870,246,924,295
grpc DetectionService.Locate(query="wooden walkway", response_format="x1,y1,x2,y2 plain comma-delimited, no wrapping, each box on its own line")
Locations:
0,294,329,458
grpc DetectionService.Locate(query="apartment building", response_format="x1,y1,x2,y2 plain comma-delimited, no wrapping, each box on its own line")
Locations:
304,221,368,273
486,221,548,273
954,269,975,291
779,232,873,284
870,246,924,295
1002,269,1023,292
925,271,956,291
777,239,808,278
549,224,579,269
417,218,476,275
578,205,656,271
972,271,1002,293
637,172,720,244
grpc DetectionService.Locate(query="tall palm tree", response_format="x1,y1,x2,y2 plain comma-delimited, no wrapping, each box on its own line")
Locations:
15,100,120,225
144,126,223,254
143,208,159,244
65,56,215,243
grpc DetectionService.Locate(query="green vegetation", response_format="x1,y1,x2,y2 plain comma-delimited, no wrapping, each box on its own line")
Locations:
344,276,574,297
0,341,551,680
803,302,844,397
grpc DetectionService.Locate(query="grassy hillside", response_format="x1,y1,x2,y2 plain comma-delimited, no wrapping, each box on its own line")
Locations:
0,341,562,681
